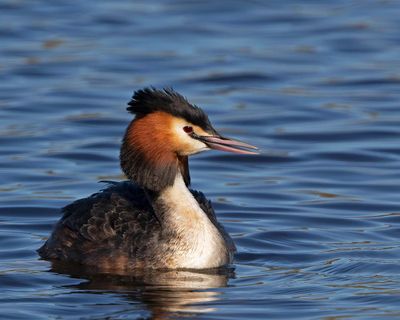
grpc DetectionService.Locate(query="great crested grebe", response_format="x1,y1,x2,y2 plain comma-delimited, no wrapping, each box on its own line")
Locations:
38,88,258,270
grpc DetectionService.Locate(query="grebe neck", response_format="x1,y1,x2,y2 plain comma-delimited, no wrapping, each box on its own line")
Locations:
148,173,206,226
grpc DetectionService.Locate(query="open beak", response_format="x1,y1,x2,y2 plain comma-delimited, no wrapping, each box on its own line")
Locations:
195,134,259,155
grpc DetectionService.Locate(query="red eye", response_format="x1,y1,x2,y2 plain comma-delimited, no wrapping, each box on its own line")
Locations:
183,126,193,133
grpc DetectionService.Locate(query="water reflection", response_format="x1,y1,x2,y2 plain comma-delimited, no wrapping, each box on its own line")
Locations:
48,261,234,319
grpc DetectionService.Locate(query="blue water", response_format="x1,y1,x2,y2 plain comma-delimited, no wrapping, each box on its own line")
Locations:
1,0,400,319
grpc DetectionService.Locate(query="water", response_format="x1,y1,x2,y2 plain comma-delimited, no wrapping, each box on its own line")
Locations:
1,0,400,319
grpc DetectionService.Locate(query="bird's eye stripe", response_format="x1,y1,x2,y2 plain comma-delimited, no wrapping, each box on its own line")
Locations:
183,126,193,133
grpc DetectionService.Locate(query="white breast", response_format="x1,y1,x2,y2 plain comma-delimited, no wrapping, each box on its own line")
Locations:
158,175,230,269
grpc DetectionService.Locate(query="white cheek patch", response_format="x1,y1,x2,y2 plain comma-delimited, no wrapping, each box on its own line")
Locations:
171,119,210,155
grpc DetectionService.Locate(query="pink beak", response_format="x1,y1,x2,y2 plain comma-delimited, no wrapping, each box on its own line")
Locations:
200,135,259,155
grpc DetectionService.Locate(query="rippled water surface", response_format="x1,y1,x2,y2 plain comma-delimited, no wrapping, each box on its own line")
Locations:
1,1,400,319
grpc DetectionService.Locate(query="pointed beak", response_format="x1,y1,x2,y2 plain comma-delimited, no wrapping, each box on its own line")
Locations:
195,134,259,155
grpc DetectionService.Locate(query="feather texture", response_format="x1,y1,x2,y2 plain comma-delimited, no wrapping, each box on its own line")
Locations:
38,181,235,270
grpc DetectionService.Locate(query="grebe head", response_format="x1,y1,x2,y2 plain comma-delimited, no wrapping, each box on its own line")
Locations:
120,88,258,191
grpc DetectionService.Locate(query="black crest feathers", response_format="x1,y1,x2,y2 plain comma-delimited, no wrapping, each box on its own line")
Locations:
127,88,214,132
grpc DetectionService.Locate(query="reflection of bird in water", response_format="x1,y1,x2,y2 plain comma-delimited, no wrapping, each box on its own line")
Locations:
38,88,258,270
49,260,234,319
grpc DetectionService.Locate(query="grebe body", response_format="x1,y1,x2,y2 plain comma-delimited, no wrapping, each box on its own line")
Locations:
38,88,257,270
